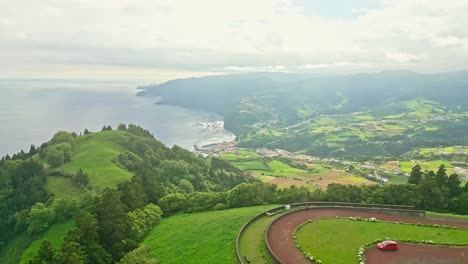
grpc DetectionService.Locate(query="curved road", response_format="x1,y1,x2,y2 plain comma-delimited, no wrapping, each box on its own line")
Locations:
267,209,468,264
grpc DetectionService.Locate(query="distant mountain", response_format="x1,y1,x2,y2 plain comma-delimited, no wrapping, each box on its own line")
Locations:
138,71,468,158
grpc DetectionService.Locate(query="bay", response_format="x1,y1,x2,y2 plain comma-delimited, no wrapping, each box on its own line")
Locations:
0,79,235,156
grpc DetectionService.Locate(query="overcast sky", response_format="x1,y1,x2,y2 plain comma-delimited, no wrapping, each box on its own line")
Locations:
1,0,467,81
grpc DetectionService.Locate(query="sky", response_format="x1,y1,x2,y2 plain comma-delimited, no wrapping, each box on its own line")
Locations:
1,0,467,81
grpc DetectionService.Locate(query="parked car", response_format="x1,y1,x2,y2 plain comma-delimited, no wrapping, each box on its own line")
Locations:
377,240,398,251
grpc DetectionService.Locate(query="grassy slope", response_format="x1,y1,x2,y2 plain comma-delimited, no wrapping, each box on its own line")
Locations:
46,176,82,199
238,211,286,263
296,218,468,264
0,220,74,264
232,160,269,171
57,130,133,190
19,220,75,264
9,131,135,263
143,205,278,264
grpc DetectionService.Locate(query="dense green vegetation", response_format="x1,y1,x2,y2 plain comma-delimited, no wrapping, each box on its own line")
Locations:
296,218,468,264
0,125,255,263
1,124,468,264
19,220,75,264
143,205,277,264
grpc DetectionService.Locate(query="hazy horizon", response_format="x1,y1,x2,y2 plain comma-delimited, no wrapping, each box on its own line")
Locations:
1,0,467,80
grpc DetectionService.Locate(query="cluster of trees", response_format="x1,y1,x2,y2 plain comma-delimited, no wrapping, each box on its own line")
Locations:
3,124,468,263
29,189,163,264
0,158,50,242
38,131,76,167
407,164,468,213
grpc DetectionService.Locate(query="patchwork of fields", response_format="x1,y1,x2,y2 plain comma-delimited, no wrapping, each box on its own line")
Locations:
219,150,374,189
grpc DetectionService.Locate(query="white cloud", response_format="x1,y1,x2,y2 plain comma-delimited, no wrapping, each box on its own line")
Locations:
0,0,467,79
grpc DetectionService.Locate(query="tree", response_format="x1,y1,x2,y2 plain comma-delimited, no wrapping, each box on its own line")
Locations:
95,189,135,260
28,202,53,234
50,131,75,147
75,212,112,264
127,204,162,242
54,228,87,264
408,165,423,185
53,143,72,162
28,145,37,156
178,179,194,193
118,176,148,211
158,193,187,215
117,124,127,131
46,148,64,167
447,174,462,198
118,246,157,264
455,193,468,214
53,197,78,222
73,169,89,187
419,172,448,211
435,164,448,187
83,128,90,135
29,240,56,264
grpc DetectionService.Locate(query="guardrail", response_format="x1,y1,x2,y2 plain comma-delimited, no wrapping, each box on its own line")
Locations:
236,202,422,264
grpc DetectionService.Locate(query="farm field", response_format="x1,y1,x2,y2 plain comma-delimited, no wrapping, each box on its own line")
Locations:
295,218,468,264
142,205,278,264
400,160,455,175
221,151,375,189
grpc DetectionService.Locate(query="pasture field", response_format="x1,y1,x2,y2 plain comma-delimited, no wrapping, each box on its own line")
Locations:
221,151,373,189
46,176,82,199
232,160,269,171
57,130,133,190
295,218,468,264
143,205,278,264
400,160,455,174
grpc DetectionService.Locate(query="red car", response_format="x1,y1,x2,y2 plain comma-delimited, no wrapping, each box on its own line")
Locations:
377,240,398,251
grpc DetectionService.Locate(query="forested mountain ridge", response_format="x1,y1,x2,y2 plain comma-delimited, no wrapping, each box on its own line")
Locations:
0,125,254,263
138,70,468,159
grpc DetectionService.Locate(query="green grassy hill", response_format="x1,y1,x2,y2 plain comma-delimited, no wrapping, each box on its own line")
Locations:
142,205,278,264
56,130,133,191
2,130,138,263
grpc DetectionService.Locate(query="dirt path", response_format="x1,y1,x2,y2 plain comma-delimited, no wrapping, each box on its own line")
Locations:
267,209,468,264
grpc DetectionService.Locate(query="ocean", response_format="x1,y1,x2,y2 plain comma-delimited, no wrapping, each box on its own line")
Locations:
0,79,235,156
